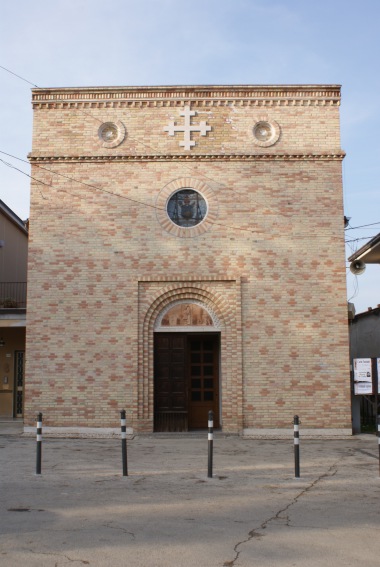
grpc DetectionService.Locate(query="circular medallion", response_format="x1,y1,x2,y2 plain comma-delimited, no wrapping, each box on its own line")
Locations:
156,178,218,238
252,119,280,147
99,123,118,142
98,121,126,148
253,121,273,142
167,189,207,228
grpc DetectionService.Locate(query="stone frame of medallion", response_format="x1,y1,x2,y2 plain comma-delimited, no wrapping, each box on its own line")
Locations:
250,116,281,148
97,120,126,149
137,277,244,433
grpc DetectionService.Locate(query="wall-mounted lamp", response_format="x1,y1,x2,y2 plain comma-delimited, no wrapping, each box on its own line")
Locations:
0,338,5,347
344,216,351,228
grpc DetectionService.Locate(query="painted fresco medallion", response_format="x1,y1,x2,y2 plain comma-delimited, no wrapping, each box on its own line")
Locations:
155,177,218,238
166,189,207,228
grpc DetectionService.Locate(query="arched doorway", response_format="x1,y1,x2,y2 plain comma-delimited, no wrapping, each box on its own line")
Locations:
154,302,220,432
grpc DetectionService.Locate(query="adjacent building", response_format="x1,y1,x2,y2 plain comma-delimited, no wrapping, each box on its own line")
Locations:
0,200,28,418
348,233,380,432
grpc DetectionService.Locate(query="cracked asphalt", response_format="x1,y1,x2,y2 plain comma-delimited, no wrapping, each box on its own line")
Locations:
0,430,380,566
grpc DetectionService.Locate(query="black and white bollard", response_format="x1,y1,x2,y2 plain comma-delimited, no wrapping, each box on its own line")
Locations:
36,412,42,475
377,415,380,478
120,409,128,477
208,410,214,478
293,415,300,479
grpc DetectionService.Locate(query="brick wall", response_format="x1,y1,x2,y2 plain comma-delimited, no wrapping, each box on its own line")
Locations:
25,85,351,432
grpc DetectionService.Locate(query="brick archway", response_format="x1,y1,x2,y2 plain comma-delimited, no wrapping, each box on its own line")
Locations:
137,279,243,432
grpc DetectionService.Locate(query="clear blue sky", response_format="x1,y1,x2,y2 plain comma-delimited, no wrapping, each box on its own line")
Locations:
1,0,379,313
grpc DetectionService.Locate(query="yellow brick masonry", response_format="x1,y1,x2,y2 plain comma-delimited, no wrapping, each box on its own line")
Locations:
25,85,351,434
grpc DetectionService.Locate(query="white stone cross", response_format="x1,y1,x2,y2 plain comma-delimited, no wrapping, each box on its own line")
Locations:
164,105,211,150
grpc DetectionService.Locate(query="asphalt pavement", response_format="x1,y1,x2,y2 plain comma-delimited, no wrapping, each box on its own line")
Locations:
0,424,379,566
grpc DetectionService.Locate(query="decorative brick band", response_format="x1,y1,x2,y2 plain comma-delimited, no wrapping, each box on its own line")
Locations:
138,275,237,282
28,153,346,162
31,85,341,108
32,99,341,110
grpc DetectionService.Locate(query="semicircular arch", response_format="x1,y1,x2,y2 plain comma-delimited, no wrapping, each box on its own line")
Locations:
137,281,243,432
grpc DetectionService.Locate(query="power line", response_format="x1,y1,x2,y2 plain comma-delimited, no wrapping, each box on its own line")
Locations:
0,63,352,240
0,64,39,87
345,221,380,231
0,63,226,186
0,152,262,235
1,61,346,218
345,236,379,243
0,157,50,187
0,151,161,210
2,150,350,241
2,149,356,241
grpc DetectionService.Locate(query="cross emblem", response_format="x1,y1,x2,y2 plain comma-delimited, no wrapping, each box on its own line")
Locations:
164,105,211,150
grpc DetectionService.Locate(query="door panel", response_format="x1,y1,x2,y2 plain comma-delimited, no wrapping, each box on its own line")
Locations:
14,351,25,418
154,333,219,431
154,334,187,431
188,336,219,429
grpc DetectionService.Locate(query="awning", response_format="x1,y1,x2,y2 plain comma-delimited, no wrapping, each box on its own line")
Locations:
0,319,26,328
348,232,380,264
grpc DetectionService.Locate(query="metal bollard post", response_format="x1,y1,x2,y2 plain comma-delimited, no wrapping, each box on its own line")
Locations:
377,415,380,478
293,415,300,479
120,409,128,477
208,410,214,478
36,412,42,475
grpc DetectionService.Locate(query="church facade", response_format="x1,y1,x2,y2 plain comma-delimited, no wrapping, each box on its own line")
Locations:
25,85,351,435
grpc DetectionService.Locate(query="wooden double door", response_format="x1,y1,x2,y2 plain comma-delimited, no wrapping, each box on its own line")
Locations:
154,333,220,431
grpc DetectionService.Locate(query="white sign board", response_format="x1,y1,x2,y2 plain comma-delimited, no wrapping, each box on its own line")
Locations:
353,358,373,395
354,381,373,395
353,358,372,381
